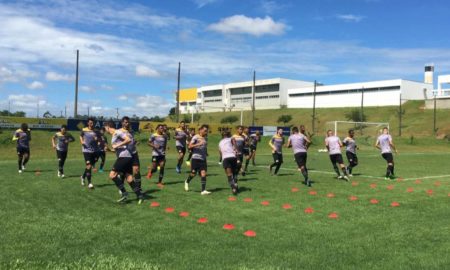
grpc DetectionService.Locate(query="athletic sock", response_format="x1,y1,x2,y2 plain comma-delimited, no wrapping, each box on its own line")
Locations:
274,163,281,174
18,157,22,170
333,164,340,176
227,175,234,187
391,165,395,176
386,166,391,177
201,176,207,191
158,167,165,183
341,167,348,176
130,179,142,197
348,165,353,174
244,159,250,171
301,168,308,181
86,168,92,183
185,174,194,183
113,175,127,194
83,168,88,178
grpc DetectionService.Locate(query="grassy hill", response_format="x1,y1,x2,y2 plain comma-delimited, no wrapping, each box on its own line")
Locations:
176,101,450,138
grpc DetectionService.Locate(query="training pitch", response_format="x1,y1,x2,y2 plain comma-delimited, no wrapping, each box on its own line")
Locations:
1,133,449,269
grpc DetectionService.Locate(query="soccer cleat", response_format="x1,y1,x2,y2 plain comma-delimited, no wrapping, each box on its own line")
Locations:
157,166,160,171
57,171,61,178
61,174,65,179
22,165,26,171
384,177,390,181
269,166,272,175
117,192,128,203
343,175,350,182
18,170,23,174
185,161,191,166
201,190,211,195
242,171,246,177
390,175,397,180
80,176,85,186
184,180,189,191
349,174,353,177
176,165,181,174
338,175,344,180
99,169,104,173
88,183,94,189
137,195,144,205
307,179,312,187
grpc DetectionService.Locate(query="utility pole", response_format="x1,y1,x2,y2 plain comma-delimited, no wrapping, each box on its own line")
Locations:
8,101,11,116
64,106,67,118
252,70,256,126
37,101,40,118
74,49,79,118
360,87,364,135
433,93,437,135
398,94,402,137
311,80,317,134
87,106,90,117
176,62,181,123
116,107,119,119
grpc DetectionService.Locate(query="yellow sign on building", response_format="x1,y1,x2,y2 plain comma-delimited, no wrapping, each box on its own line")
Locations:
179,88,197,102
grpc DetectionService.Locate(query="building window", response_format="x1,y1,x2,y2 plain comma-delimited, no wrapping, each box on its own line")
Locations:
230,84,280,96
204,99,223,103
203,89,222,97
288,86,401,97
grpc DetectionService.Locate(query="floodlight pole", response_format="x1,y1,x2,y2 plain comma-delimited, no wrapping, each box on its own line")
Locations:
176,62,181,123
74,49,79,118
360,87,364,135
398,94,402,137
312,80,317,134
252,70,256,126
433,94,437,135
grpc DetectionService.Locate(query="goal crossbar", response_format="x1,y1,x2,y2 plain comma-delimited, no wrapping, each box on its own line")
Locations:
326,121,389,136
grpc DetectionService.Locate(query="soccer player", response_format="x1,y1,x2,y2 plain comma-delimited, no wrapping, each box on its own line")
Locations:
185,128,195,166
121,116,144,201
242,126,251,176
232,126,246,181
325,130,349,181
248,130,261,166
147,124,167,184
184,124,211,195
375,127,398,180
219,130,239,195
104,121,142,203
269,128,285,175
286,125,311,186
13,123,31,173
51,124,75,178
96,127,108,172
174,121,188,173
79,117,99,189
343,129,359,176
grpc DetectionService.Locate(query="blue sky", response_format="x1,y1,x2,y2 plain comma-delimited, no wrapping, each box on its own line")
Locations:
0,0,449,117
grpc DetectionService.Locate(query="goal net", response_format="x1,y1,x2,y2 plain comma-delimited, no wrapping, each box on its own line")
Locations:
325,121,390,137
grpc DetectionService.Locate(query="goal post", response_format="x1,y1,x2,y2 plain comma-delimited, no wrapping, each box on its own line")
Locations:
325,121,390,137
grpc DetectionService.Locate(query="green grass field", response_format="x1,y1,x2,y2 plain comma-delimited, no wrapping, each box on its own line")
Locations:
1,131,449,269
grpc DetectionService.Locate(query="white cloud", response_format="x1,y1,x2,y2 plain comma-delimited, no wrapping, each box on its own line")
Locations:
45,71,74,82
208,15,287,36
118,95,128,101
0,66,37,83
80,86,95,93
135,65,160,78
192,0,219,8
260,1,286,14
101,84,114,91
336,14,365,22
27,81,44,90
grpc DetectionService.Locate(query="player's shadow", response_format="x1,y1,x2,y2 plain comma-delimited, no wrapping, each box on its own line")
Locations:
143,189,160,195
276,173,294,176
160,180,184,186
208,187,229,192
95,183,115,188
237,186,252,193
238,177,258,182
26,169,54,173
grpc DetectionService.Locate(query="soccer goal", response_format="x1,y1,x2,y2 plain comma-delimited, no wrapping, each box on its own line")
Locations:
325,121,390,137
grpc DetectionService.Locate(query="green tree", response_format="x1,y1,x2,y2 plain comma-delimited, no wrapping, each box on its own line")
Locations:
344,109,367,122
221,115,239,124
277,114,292,125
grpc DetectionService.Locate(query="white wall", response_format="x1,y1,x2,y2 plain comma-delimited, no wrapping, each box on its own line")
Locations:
400,80,432,100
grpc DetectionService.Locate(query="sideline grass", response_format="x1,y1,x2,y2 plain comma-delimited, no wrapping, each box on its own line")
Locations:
1,132,449,269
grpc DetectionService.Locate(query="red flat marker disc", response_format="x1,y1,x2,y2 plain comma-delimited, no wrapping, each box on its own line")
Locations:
223,224,235,230
157,183,164,188
370,199,379,204
243,198,253,202
387,185,394,190
260,201,270,206
391,202,400,207
291,187,299,192
165,207,175,213
309,191,317,195
370,183,377,189
150,202,160,207
327,193,335,198
197,217,208,223
243,230,256,237
351,182,359,186
228,197,237,201
179,212,189,217
406,187,414,193
415,179,422,184
328,212,339,219
434,181,441,187
282,204,292,209
426,189,433,195
348,195,358,201
304,207,314,214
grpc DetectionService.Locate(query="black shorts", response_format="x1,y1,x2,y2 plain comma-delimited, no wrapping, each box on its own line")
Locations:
346,151,358,164
56,150,67,161
329,154,344,165
294,152,307,168
237,154,244,164
272,152,283,163
131,152,140,166
176,146,186,154
250,145,257,152
97,151,106,161
191,159,207,173
243,148,250,156
382,153,394,163
17,146,30,155
152,155,166,164
222,157,237,170
112,157,133,175
83,152,98,166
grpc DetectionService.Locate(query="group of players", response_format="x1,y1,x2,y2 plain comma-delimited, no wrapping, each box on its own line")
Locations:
12,118,398,203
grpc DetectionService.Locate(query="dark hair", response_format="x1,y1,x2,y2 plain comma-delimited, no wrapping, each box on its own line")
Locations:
292,126,299,133
180,121,185,124
122,116,130,122
348,129,354,134
156,124,163,129
87,117,95,122
237,125,243,129
222,130,231,138
200,124,209,130
21,123,28,130
105,121,116,128
61,124,67,129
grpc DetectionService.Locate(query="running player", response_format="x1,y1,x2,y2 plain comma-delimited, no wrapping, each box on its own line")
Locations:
147,124,167,184
219,130,239,195
269,128,285,175
286,125,311,186
79,117,99,189
121,116,144,201
96,127,108,172
104,121,142,203
185,128,195,166
51,125,75,178
248,130,261,166
242,126,251,176
375,127,398,180
231,126,246,181
325,130,349,181
13,123,31,173
174,121,188,173
343,129,358,176
184,124,211,195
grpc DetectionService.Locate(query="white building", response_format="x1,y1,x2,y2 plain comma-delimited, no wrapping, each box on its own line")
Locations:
287,79,433,109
